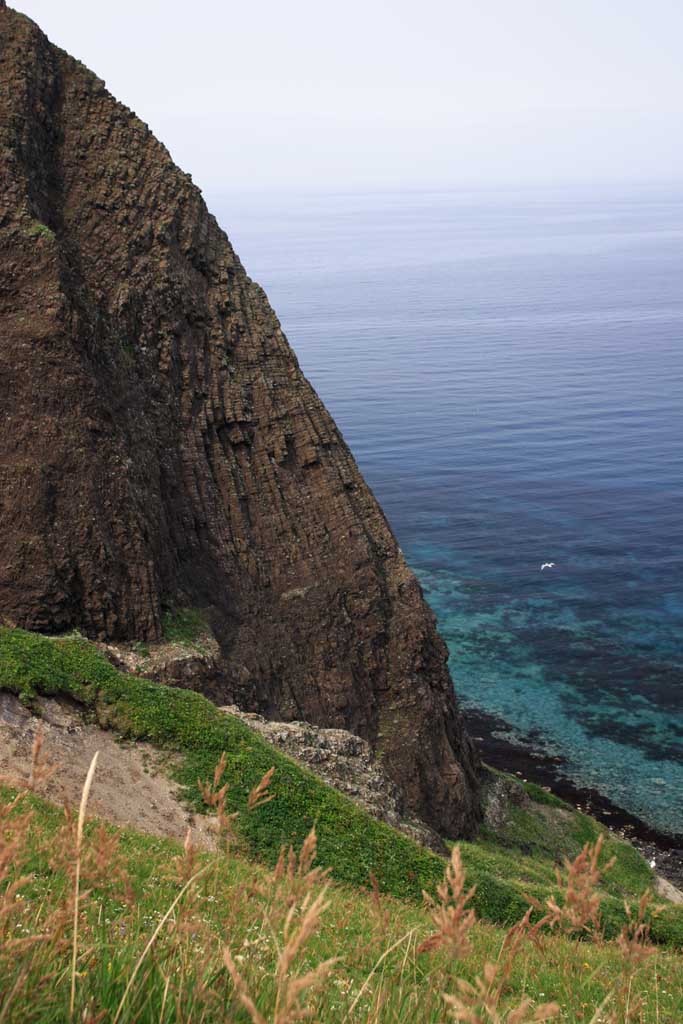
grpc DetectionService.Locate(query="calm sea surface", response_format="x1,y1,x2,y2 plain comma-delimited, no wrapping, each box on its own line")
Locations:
215,186,683,836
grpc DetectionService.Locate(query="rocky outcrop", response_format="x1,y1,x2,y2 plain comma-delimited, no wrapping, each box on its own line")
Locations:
0,4,480,835
480,768,532,831
100,635,227,704
220,705,447,853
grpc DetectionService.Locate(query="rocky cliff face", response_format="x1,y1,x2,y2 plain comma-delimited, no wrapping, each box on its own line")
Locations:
0,4,480,835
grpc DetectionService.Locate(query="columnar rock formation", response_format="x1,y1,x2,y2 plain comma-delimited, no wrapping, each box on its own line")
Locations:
0,4,480,834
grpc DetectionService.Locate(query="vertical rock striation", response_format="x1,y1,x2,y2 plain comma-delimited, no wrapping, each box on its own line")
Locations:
0,5,480,834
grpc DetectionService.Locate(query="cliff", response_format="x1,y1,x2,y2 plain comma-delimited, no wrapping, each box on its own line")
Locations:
0,4,480,834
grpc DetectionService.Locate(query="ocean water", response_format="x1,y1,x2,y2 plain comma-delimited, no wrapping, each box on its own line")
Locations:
215,186,683,836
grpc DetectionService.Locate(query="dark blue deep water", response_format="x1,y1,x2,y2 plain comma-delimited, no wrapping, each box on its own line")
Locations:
215,187,683,836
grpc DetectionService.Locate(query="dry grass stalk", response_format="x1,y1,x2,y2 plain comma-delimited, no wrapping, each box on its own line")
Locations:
69,750,99,1020
27,725,57,793
442,910,560,1022
112,862,210,1024
223,950,268,1024
85,822,132,901
224,826,337,1023
419,845,476,958
248,766,275,811
275,888,338,1021
424,848,561,1023
443,960,560,1023
174,826,201,885
608,890,658,1023
0,724,56,794
198,751,239,846
366,871,392,950
271,828,330,911
616,890,657,969
527,835,615,940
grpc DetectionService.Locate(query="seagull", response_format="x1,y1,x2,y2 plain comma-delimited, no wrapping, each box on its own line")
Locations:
540,562,555,570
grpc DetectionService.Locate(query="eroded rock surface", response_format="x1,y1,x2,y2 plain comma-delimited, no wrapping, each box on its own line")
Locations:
221,705,447,853
0,4,479,835
480,768,531,831
101,635,226,703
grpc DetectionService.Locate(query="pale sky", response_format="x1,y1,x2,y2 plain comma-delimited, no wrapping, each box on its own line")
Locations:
10,0,683,193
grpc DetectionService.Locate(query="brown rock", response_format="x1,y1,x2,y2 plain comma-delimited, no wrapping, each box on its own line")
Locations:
100,635,227,703
0,5,480,835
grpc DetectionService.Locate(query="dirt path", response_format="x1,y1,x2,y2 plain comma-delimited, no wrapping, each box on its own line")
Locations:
0,692,215,848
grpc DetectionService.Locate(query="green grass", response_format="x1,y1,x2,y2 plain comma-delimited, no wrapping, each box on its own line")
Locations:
1,626,682,949
521,778,572,808
0,627,445,902
25,219,55,241
1,784,682,1024
160,606,210,645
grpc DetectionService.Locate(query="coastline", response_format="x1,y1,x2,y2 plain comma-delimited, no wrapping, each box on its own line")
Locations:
466,706,683,888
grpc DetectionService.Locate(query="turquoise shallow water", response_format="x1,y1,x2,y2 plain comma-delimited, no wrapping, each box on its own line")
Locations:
215,186,683,835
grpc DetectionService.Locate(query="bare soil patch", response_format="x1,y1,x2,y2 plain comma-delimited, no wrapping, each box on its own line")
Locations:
0,692,214,848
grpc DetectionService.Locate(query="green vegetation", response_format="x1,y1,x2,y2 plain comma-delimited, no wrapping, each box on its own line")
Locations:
0,626,682,952
467,801,683,946
1,782,682,1023
0,627,445,902
521,778,572,808
25,219,55,241
160,606,210,645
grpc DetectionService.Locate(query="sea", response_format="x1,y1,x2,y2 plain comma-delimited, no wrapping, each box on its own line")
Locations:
213,185,683,839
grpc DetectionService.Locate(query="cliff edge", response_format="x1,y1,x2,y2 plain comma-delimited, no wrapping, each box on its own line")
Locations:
0,4,480,834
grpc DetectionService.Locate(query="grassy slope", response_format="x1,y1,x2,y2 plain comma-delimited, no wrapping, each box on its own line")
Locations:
1,626,681,947
2,784,683,1024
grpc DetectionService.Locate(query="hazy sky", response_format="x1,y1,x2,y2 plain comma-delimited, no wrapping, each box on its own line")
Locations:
11,0,683,193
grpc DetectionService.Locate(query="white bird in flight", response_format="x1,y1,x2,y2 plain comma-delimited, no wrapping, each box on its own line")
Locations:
540,562,555,570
